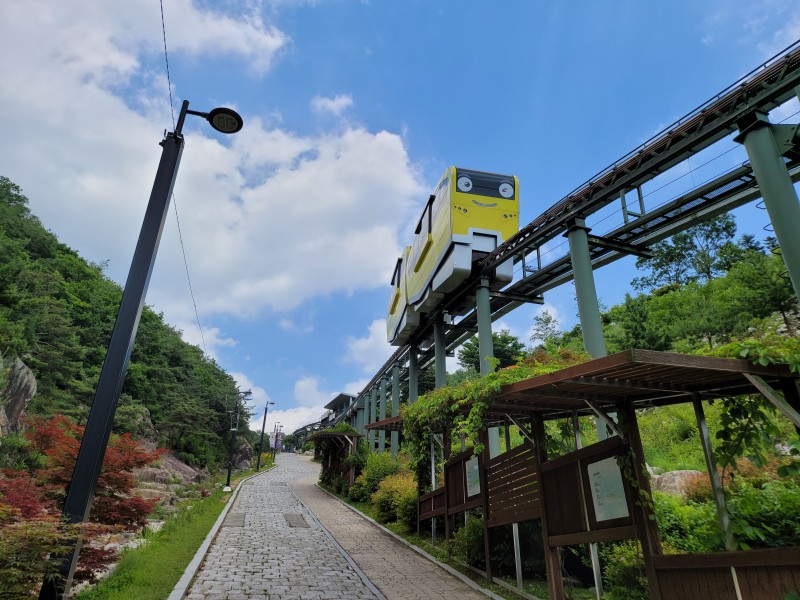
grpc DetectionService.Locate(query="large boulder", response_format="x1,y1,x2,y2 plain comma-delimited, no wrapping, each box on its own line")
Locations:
650,470,705,497
134,450,208,485
234,436,253,470
0,356,37,435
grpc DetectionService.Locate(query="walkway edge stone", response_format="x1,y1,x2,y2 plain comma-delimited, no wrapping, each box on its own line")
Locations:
168,469,272,600
291,480,387,600
315,483,504,600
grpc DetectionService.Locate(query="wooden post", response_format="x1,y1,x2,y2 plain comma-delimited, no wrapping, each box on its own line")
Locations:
621,403,662,600
444,429,452,540
532,415,565,600
479,428,493,581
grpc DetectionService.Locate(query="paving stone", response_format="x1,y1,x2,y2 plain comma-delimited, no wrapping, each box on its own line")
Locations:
183,454,491,600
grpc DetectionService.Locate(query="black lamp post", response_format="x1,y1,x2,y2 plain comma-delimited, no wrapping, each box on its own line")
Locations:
224,389,251,492
39,100,243,600
272,423,283,461
256,401,275,471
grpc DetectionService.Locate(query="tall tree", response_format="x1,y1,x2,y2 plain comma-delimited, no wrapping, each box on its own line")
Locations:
632,214,739,291
457,329,525,371
530,309,560,349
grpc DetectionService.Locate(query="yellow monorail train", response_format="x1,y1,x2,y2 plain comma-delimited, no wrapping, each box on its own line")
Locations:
387,167,519,346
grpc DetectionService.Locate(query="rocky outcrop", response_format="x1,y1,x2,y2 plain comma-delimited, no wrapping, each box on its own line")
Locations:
0,356,37,435
234,436,253,470
651,469,705,497
133,450,208,485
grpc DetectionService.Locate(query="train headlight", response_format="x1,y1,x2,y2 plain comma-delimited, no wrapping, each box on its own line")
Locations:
457,176,473,192
499,182,514,198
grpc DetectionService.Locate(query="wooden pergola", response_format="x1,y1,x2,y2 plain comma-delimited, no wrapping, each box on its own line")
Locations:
369,349,800,600
306,431,362,486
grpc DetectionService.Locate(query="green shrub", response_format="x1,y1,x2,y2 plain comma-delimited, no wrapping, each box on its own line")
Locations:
727,477,800,549
371,471,416,530
600,541,648,600
362,452,403,497
449,515,485,568
653,491,720,553
349,474,368,502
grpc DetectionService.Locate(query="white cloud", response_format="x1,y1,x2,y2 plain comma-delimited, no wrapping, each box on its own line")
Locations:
257,406,325,437
293,376,335,407
247,375,337,436
229,371,272,411
0,1,425,330
311,94,354,116
178,322,237,361
346,319,394,374
343,378,370,395
278,318,314,333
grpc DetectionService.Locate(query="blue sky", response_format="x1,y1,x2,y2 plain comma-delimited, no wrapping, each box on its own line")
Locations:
1,1,799,435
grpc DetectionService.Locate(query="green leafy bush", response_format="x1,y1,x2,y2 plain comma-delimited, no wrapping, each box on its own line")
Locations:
449,515,485,568
653,492,720,553
727,477,800,549
600,541,648,600
371,471,417,530
362,452,404,497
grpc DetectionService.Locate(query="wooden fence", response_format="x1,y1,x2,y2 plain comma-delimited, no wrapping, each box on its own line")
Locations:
653,547,800,600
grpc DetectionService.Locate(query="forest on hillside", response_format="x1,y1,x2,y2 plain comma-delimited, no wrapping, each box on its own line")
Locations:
0,176,253,468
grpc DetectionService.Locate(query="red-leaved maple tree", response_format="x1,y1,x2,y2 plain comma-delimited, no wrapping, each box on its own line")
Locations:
0,414,162,592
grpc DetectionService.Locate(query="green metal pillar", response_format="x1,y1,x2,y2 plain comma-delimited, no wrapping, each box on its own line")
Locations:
391,362,400,457
566,219,607,359
379,376,387,453
476,279,501,457
434,317,447,388
408,345,419,404
567,219,610,441
368,387,377,451
736,112,800,301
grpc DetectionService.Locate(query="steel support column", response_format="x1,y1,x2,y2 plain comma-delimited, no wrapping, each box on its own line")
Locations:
566,219,607,359
434,317,447,388
567,219,610,441
379,376,387,453
736,112,800,301
391,363,400,457
368,387,377,451
408,345,419,404
477,279,501,457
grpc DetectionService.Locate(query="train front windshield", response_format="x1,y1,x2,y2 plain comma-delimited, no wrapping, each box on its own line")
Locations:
454,168,515,200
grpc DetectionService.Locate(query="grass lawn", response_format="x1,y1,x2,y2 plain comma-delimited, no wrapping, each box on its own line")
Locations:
76,468,266,600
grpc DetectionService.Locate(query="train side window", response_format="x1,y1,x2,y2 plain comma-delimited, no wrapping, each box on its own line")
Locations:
391,257,403,287
432,176,449,221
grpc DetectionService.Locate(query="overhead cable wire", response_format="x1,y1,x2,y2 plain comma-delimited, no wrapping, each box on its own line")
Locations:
160,0,175,128
159,0,208,357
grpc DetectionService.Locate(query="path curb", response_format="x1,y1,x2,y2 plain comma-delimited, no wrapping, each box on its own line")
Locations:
315,483,505,600
167,468,273,600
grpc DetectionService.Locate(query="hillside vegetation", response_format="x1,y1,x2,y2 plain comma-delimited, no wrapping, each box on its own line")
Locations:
0,176,252,467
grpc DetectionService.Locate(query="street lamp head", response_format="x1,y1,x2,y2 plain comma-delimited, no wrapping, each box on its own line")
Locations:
207,107,243,134
178,101,244,136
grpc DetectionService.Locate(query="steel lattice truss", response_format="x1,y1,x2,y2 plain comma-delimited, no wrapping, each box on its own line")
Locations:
335,41,800,415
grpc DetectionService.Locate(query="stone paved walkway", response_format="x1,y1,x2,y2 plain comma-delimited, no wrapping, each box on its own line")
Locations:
290,466,489,600
185,454,377,600
183,454,492,600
